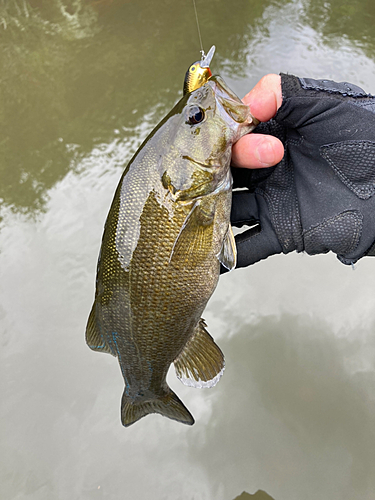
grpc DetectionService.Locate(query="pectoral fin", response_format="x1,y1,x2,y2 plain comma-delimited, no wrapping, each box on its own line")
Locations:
174,318,225,388
85,303,114,355
218,225,237,271
169,200,214,266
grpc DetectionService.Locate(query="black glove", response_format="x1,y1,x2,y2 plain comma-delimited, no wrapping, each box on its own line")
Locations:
229,73,375,269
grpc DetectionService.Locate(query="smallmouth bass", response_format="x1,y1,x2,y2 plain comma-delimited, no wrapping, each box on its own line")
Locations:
86,74,257,426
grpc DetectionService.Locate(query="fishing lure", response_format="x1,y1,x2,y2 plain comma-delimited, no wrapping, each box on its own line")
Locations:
183,45,216,95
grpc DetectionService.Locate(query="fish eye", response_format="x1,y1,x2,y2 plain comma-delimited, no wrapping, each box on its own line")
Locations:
186,105,205,125
190,65,196,72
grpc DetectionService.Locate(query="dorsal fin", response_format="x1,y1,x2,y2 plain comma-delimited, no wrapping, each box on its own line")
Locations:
85,303,114,355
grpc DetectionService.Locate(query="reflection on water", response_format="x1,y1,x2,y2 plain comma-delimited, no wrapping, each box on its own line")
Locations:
185,307,375,499
302,0,375,53
2,0,375,215
233,491,275,500
2,0,375,499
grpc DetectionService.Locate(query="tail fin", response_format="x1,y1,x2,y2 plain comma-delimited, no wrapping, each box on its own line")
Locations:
121,389,195,427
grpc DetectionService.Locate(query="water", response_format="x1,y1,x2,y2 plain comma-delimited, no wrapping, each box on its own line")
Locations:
1,1,375,499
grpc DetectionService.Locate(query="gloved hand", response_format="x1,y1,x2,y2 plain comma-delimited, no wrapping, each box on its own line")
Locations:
229,73,375,269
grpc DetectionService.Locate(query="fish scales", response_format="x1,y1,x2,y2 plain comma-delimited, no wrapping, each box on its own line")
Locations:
86,75,257,426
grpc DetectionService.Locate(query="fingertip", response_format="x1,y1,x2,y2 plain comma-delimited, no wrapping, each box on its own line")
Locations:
232,134,284,169
242,74,282,122
254,136,284,167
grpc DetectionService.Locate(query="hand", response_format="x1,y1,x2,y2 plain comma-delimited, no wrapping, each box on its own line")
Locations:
232,74,284,169
228,73,375,269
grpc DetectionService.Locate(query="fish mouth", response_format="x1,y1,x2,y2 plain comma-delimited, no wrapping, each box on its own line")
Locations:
164,173,230,204
162,169,213,202
175,155,227,201
209,76,259,131
168,180,214,203
162,157,226,203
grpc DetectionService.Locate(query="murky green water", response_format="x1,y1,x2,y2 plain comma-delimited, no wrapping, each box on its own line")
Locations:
2,1,375,499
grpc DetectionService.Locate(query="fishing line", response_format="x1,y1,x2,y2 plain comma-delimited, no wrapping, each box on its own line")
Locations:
192,0,204,56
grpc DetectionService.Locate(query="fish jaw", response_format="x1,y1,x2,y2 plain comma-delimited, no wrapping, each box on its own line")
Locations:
209,75,259,140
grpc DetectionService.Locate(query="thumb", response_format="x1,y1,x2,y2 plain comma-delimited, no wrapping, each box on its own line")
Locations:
242,74,282,122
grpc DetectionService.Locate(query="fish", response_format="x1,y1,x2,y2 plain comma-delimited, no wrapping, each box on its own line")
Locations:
86,60,257,427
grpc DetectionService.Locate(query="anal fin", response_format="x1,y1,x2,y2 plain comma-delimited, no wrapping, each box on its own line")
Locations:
174,319,225,388
85,303,114,355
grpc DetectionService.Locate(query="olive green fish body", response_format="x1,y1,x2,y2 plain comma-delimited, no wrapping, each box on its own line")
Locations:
86,76,256,426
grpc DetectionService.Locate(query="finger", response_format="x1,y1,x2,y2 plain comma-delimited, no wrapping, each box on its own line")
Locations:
242,74,282,122
235,222,282,267
231,191,259,226
232,133,284,169
221,191,283,272
232,191,283,267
